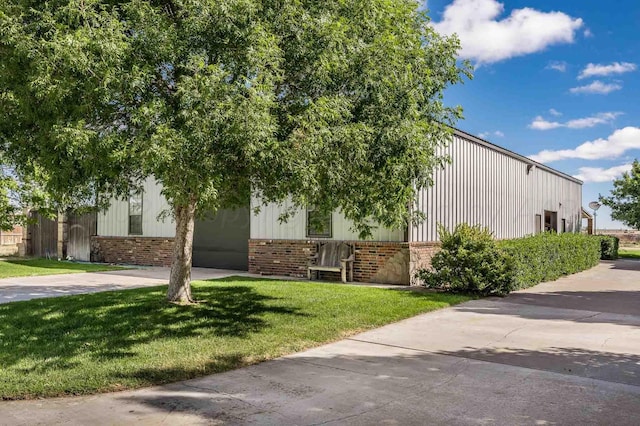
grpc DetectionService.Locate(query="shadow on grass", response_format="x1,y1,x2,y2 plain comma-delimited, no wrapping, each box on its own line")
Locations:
0,284,305,374
0,258,124,274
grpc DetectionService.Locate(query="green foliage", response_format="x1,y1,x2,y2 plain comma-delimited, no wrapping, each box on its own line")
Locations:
619,248,640,259
417,224,516,296
597,235,619,260
0,277,469,399
499,233,601,290
417,226,602,295
0,259,126,279
0,163,54,231
0,0,472,235
600,160,640,230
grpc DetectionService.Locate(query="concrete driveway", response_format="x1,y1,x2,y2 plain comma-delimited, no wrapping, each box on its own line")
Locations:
1,260,640,425
0,267,244,304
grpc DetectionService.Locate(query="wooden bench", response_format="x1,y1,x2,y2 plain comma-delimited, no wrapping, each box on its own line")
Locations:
308,241,355,283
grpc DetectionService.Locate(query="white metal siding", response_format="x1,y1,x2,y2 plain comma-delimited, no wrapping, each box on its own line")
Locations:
97,177,175,237
410,134,583,242
249,197,405,241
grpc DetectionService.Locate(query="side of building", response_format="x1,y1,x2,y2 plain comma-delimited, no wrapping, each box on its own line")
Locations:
89,129,583,285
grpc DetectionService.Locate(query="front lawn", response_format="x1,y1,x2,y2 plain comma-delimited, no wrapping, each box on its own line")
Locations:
0,259,126,279
0,277,469,399
619,248,640,260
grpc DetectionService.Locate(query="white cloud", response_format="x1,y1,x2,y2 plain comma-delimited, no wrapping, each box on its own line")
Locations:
549,108,562,116
530,116,562,130
570,80,622,95
530,112,622,131
529,109,622,130
432,0,583,64
478,130,504,139
530,127,640,163
583,28,593,38
546,61,567,72
574,164,632,183
565,112,622,129
578,62,636,79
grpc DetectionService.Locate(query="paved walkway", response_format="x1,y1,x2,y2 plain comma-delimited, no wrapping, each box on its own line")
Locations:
0,267,243,304
1,260,640,425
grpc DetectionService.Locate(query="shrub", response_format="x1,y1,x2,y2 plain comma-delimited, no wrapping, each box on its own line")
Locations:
499,233,601,290
416,225,603,295
416,224,516,296
598,235,619,260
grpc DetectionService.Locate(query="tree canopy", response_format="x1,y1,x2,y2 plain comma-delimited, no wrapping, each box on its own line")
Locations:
1,0,471,302
600,160,640,230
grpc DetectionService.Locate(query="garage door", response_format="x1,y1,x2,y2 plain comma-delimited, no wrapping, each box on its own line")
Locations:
192,207,250,270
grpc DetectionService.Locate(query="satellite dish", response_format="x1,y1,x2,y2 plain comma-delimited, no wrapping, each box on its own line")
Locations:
589,201,601,211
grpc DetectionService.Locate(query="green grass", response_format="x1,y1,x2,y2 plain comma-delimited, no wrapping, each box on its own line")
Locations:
0,277,470,400
619,248,640,259
0,259,126,279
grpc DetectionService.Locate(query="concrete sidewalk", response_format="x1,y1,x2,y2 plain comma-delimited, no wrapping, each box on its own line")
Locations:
0,266,243,304
1,260,640,425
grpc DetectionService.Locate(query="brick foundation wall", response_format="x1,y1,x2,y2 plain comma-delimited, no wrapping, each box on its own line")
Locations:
408,242,441,286
91,236,174,266
249,239,316,278
249,239,411,285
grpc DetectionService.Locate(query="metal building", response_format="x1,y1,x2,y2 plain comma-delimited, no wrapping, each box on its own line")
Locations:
92,129,583,283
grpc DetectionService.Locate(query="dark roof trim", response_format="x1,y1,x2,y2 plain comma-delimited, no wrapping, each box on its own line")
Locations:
452,128,583,185
581,207,593,219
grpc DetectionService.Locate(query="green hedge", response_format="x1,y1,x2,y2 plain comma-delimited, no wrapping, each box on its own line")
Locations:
597,235,619,260
416,225,603,295
499,233,601,290
416,224,516,296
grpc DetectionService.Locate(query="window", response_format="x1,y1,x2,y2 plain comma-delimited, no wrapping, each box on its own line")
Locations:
128,191,143,235
306,208,332,238
562,219,567,233
535,214,542,234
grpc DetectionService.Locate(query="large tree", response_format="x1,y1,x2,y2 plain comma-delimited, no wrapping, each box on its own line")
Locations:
1,0,471,303
600,160,640,230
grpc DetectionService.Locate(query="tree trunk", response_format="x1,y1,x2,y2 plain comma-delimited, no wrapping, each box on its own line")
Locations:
167,197,197,303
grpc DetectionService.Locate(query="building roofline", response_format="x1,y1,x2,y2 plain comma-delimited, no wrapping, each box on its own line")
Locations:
451,128,583,185
581,207,593,219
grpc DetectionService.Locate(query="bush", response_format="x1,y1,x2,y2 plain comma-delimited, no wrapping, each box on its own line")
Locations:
416,225,602,295
598,235,619,260
416,224,516,296
499,233,601,290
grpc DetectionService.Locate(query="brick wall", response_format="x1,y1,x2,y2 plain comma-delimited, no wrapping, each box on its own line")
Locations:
352,241,410,284
89,236,440,285
248,239,316,278
249,239,411,285
91,236,174,266
408,242,441,286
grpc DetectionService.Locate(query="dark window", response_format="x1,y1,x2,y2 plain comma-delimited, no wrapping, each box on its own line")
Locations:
544,210,558,233
535,214,542,234
128,192,143,235
306,208,332,238
562,219,567,233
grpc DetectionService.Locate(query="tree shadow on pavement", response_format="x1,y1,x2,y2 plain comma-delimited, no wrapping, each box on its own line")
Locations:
116,347,640,425
497,290,640,319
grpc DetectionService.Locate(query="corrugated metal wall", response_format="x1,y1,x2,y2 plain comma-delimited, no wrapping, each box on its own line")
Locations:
250,197,405,241
97,177,175,237
410,133,583,242
98,132,582,244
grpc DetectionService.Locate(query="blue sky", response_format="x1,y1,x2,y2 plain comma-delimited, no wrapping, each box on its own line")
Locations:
425,0,640,229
